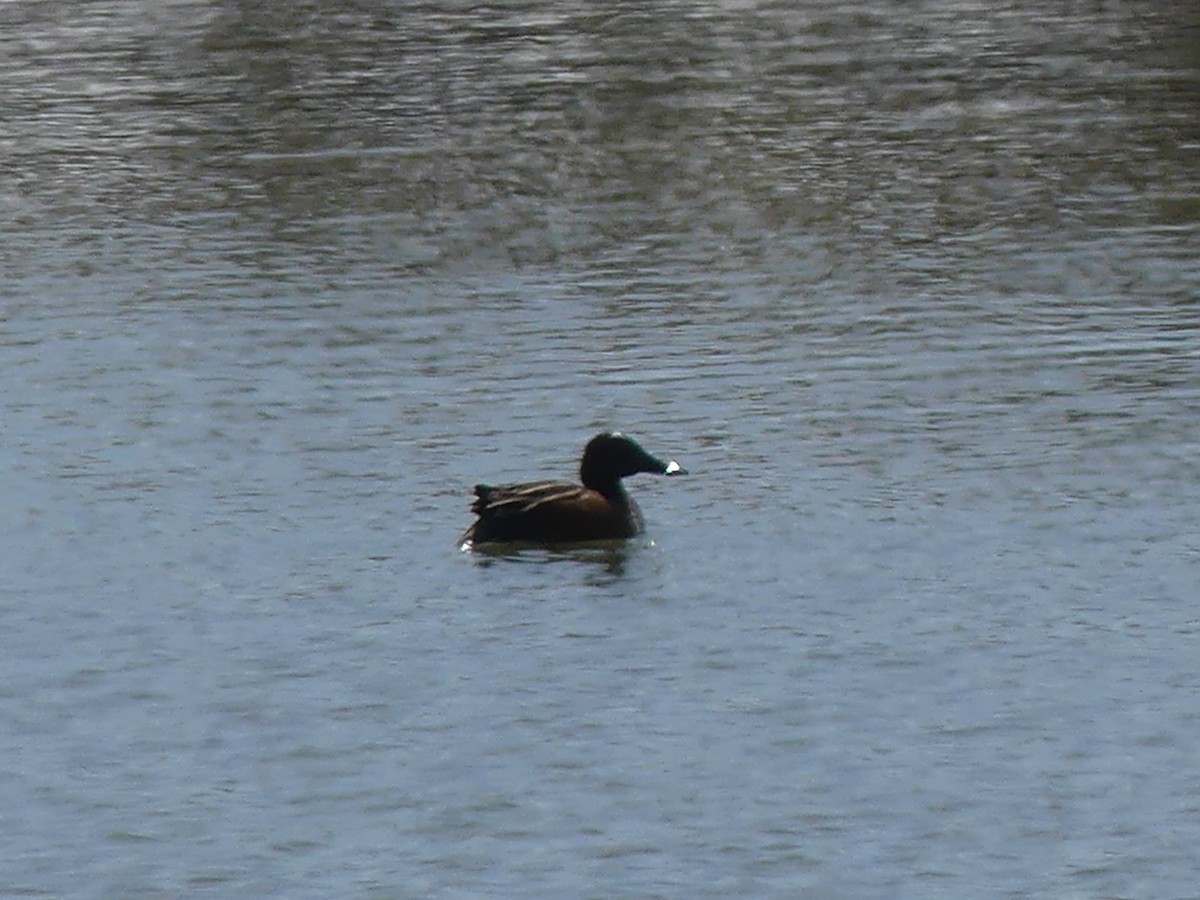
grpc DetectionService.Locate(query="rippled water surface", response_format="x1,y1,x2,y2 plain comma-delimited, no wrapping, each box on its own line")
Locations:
4,1,1199,896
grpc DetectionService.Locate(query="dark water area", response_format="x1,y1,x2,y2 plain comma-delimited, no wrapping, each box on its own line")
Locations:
6,0,1199,278
3,1,1199,896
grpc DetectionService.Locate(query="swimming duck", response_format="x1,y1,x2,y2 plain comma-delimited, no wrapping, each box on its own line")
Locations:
460,432,685,546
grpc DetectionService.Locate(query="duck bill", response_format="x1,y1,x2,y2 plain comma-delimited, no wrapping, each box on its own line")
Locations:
663,459,686,476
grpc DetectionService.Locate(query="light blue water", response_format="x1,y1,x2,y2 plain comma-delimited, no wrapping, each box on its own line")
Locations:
3,1,1199,897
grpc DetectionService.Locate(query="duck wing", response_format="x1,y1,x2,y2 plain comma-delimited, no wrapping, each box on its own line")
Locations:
471,481,589,517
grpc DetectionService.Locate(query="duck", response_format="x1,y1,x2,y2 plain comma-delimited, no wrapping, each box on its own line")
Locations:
460,432,686,546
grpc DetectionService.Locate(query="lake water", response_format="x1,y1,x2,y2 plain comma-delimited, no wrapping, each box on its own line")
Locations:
3,0,1199,896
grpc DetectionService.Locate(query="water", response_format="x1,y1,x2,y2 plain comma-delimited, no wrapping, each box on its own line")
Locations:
3,1,1199,896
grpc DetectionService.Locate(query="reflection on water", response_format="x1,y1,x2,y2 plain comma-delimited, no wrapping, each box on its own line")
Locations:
4,0,1197,278
3,1,1199,897
467,541,633,579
